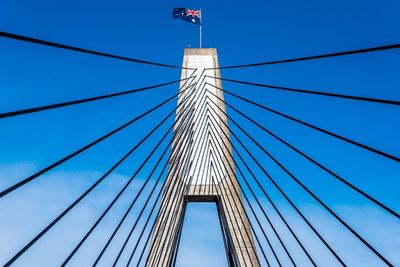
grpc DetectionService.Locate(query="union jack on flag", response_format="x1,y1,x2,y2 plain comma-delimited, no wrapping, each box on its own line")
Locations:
172,7,202,25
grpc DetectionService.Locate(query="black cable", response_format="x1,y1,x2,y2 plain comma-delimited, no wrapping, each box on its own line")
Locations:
209,162,250,267
136,153,194,267
206,100,317,266
143,144,194,267
191,96,213,196
155,100,258,267
187,107,259,267
60,71,202,266
110,109,194,266
209,115,339,267
148,75,258,267
129,159,191,267
92,73,202,266
144,82,224,267
92,141,168,266
4,109,171,267
145,119,218,267
2,74,199,267
205,138,213,196
116,74,209,266
146,86,216,267
208,147,270,267
93,143,168,266
204,90,346,266
97,120,180,266
207,113,301,267
144,75,210,266
152,83,259,267
133,136,199,267
135,149,195,267
169,197,188,267
111,107,195,267
207,83,400,163
209,76,400,106
130,110,207,267
207,125,282,267
60,109,178,266
154,128,231,267
0,77,192,119
207,88,400,220
205,90,394,266
146,84,256,263
0,31,192,69
209,43,400,70
0,73,197,199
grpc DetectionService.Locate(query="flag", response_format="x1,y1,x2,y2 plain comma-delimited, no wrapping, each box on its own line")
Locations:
172,7,201,25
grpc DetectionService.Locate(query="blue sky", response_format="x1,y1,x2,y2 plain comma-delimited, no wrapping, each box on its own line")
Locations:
0,0,399,266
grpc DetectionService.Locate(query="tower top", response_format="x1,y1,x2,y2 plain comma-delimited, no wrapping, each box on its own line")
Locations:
182,48,220,71
184,48,218,56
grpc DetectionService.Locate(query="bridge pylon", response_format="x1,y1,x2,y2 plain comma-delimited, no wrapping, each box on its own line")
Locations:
147,48,259,267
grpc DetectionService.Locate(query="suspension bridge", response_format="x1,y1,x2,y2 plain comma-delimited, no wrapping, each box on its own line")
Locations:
0,30,399,267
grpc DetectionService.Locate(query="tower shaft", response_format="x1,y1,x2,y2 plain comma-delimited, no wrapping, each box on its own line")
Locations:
147,49,259,267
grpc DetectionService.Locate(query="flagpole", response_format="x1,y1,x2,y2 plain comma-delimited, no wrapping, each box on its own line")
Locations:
199,8,202,48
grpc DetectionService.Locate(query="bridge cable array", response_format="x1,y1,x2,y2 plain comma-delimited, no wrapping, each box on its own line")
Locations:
206,81,400,164
204,87,397,266
205,82,400,218
2,71,199,266
0,31,399,266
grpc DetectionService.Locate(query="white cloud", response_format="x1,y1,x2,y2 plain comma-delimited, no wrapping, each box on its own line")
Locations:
249,201,400,267
0,162,148,266
1,162,399,267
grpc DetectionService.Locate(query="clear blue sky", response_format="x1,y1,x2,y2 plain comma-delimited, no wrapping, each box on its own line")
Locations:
0,0,399,266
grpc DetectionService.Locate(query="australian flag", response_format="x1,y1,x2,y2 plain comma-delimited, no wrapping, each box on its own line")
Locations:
172,7,201,25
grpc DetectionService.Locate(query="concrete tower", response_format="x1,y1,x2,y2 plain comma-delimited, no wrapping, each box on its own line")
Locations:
147,49,259,267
